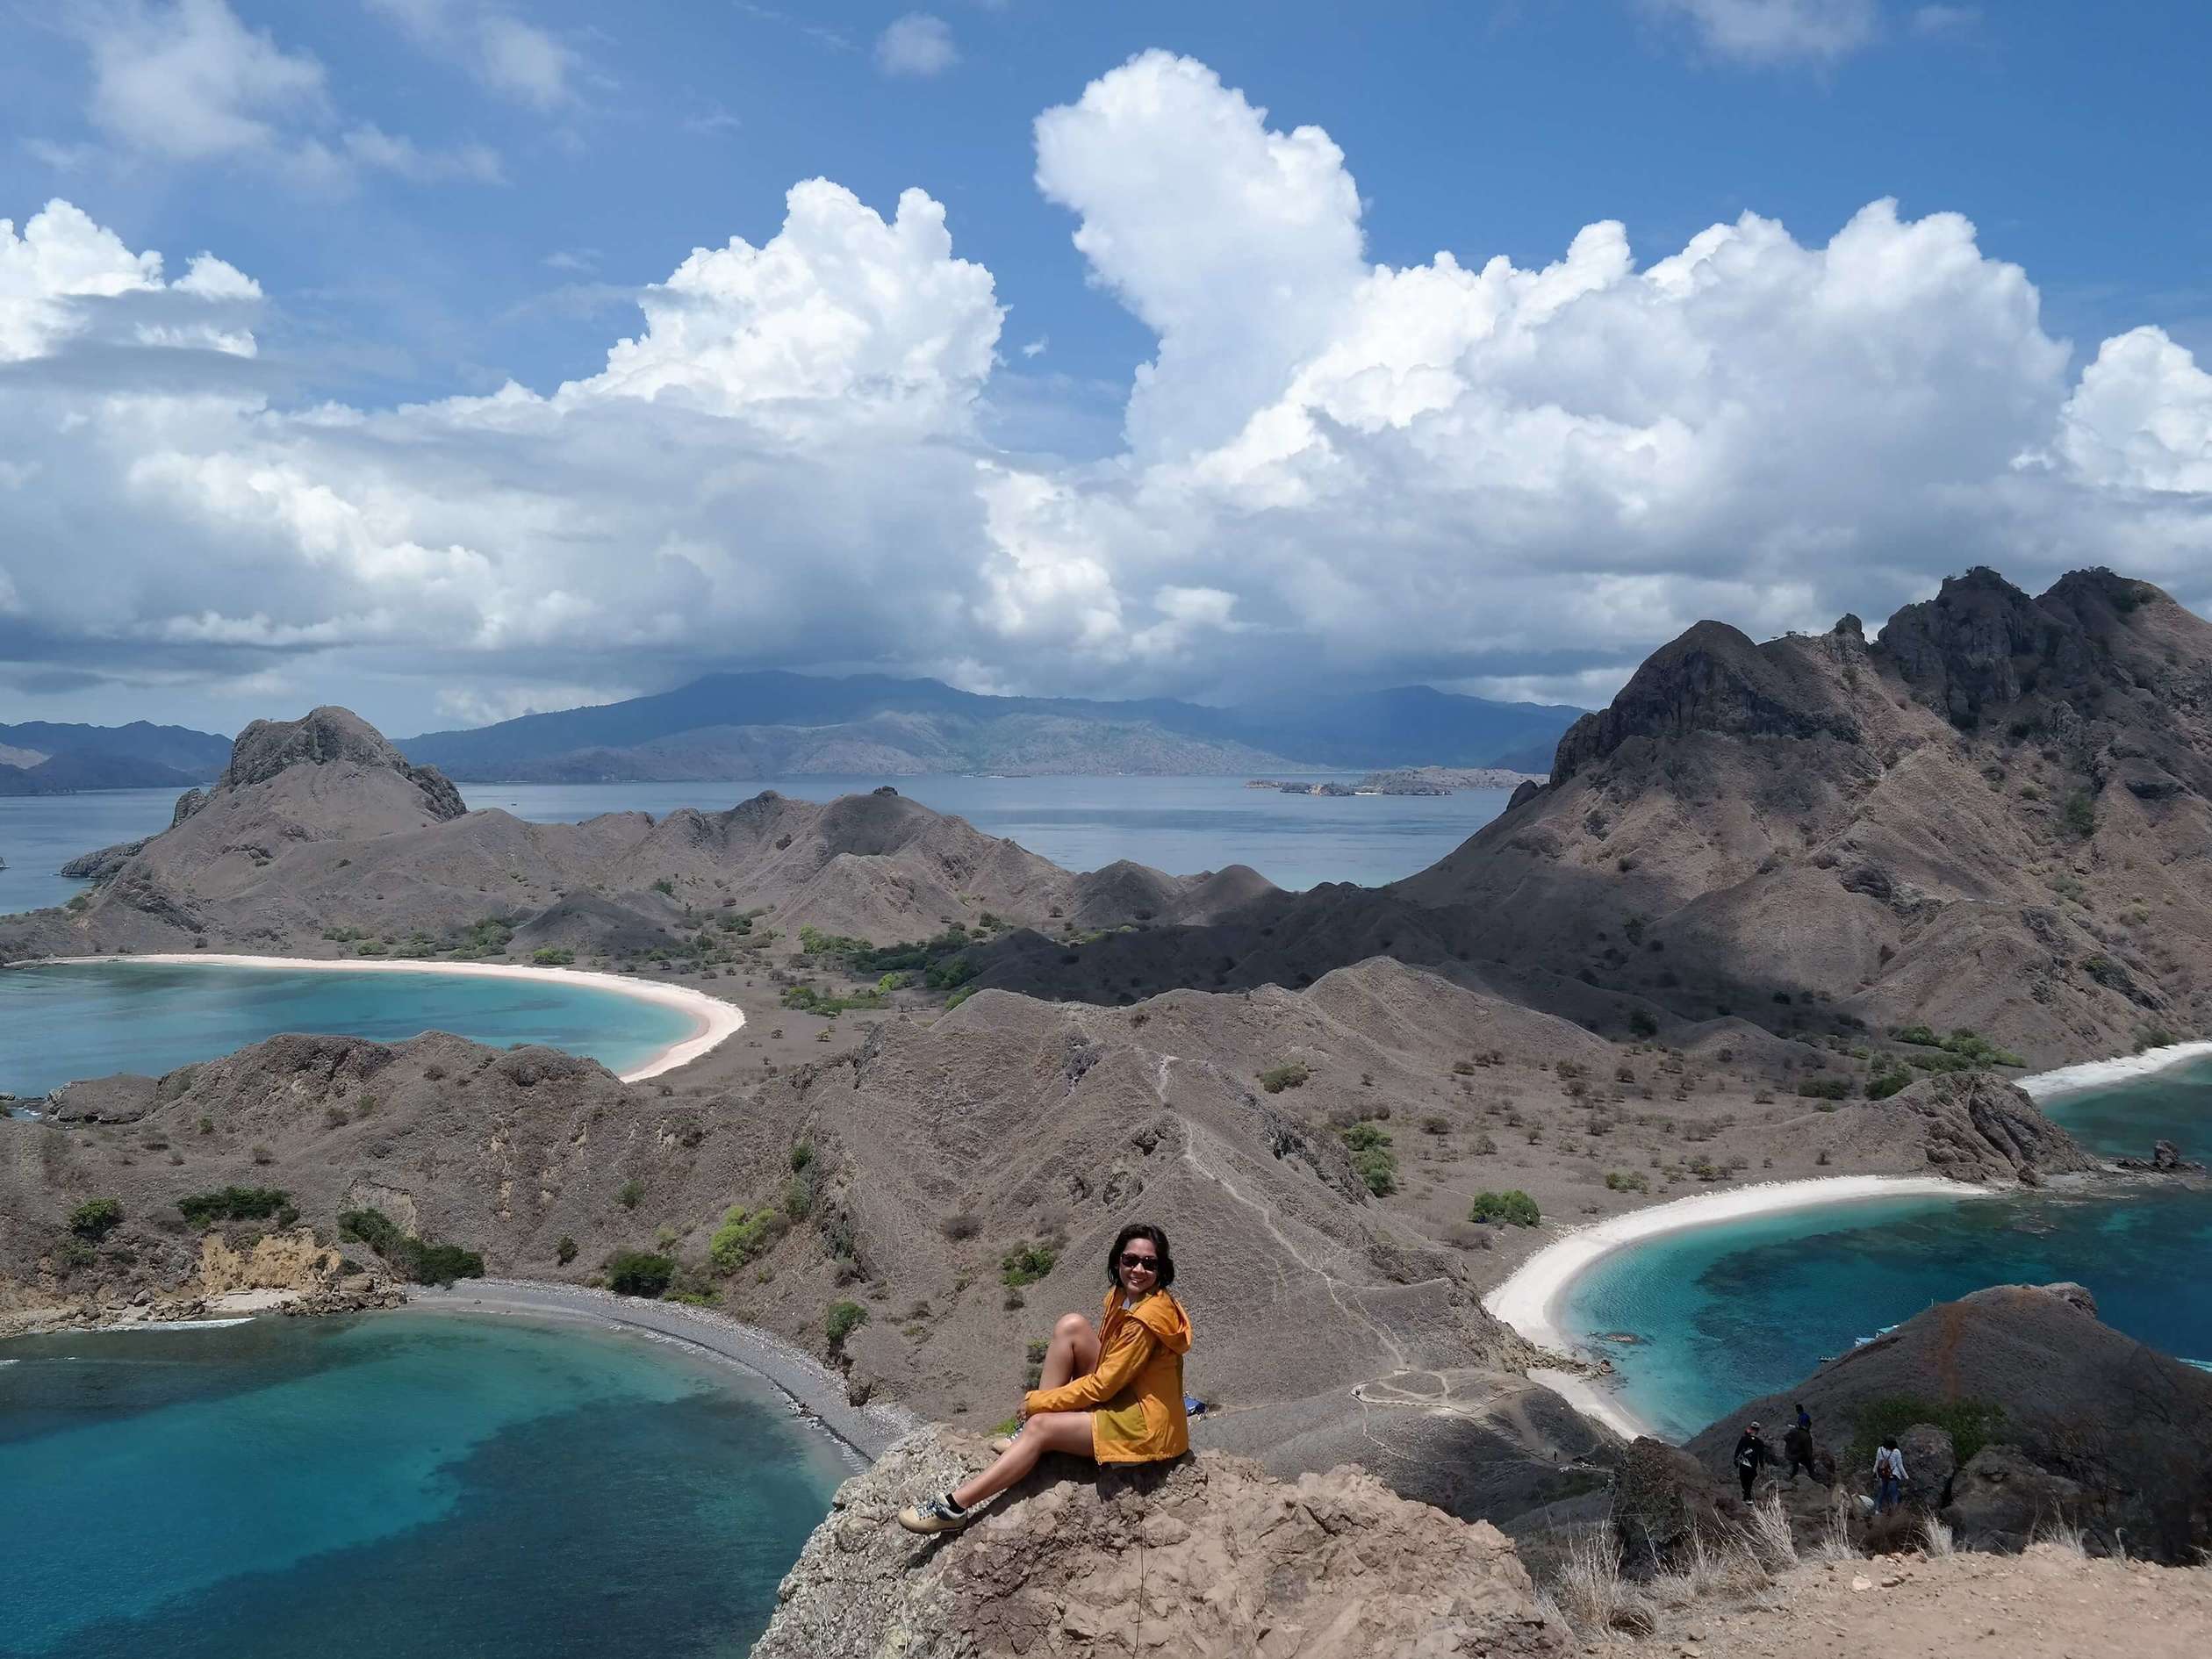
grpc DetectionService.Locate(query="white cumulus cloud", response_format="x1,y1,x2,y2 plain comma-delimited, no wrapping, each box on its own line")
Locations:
875,13,958,78
2,50,2209,729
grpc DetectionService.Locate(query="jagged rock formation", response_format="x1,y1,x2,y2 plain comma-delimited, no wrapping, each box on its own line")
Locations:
966,567,2212,1067
1848,1072,2101,1184
750,1427,1565,1658
1683,1282,2212,1562
57,839,146,880
4,707,1272,959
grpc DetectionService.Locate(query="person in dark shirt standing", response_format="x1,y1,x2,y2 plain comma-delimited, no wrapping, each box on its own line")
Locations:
1782,1416,1820,1485
1732,1420,1772,1501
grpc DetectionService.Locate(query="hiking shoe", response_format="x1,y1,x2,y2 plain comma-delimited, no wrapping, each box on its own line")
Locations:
897,1495,971,1534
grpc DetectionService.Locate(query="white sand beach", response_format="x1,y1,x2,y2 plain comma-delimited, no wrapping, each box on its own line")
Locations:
2018,1039,2212,1099
1483,1175,1995,1439
75,954,745,1082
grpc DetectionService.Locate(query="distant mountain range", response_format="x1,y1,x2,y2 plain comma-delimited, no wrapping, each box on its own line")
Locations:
0,721,232,795
399,672,1584,781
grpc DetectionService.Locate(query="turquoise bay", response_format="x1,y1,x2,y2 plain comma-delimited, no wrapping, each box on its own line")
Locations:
0,960,700,1098
0,1311,848,1658
1560,1060,2212,1440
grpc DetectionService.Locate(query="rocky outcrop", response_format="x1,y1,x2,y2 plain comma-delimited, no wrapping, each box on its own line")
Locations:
1897,1423,1957,1512
1877,1073,2100,1184
57,839,146,881
1612,1437,1746,1576
1945,1445,2086,1552
46,1072,159,1124
1550,619,1862,785
222,706,465,821
2115,1139,2207,1174
751,1427,1565,1659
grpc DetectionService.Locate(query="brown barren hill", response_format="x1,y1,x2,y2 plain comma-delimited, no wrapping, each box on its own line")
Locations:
971,567,2212,1068
0,708,1272,961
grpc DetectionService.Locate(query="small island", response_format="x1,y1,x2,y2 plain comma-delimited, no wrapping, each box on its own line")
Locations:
1246,766,1547,795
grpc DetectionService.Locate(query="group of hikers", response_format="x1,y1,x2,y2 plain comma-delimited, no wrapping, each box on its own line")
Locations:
1732,1406,1910,1511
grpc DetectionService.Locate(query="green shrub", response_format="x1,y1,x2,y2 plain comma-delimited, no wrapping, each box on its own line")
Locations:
1001,1242,1058,1288
825,1300,868,1351
532,946,575,966
783,1171,817,1220
651,878,676,896
556,1234,578,1266
409,1242,487,1286
790,1142,815,1173
1468,1189,1541,1228
1338,1121,1397,1196
177,1186,293,1227
615,1180,644,1210
1849,1395,2005,1473
1627,1009,1659,1039
337,1207,485,1286
1257,1060,1311,1094
1604,1170,1648,1194
1797,1075,1853,1100
708,1205,783,1273
606,1250,677,1297
2061,791,2097,838
1894,1024,1941,1047
1867,1066,1914,1101
2133,1023,2178,1054
68,1197,123,1240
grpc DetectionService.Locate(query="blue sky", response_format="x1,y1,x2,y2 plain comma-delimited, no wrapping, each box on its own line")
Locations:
3,2,2209,734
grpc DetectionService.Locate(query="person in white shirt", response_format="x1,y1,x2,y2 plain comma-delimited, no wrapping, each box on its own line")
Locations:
1874,1438,1908,1512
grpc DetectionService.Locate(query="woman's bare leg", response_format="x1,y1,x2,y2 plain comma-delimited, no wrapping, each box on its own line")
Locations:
952,1411,1093,1510
1038,1312,1100,1391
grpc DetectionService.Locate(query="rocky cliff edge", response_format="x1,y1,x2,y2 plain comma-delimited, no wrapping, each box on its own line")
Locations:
751,1426,1567,1659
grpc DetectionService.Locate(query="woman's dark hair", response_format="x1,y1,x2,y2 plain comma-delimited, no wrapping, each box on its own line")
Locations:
1106,1221,1175,1289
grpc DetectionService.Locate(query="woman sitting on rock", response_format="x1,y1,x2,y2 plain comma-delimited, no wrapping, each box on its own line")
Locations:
899,1221,1193,1533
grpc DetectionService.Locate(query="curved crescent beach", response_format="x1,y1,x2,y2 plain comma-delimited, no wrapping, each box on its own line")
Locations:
1482,1174,1996,1440
2017,1039,2212,1099
76,954,746,1082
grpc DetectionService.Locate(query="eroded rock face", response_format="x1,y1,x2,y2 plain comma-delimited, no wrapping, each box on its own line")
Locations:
1945,1446,2085,1552
1888,1072,2099,1184
753,1427,1565,1659
1611,1436,1746,1576
1897,1423,1957,1513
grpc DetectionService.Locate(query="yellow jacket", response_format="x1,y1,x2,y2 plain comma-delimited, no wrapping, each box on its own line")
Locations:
1023,1287,1193,1463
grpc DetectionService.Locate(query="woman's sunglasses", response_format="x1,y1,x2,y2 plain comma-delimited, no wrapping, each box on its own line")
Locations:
1117,1252,1159,1269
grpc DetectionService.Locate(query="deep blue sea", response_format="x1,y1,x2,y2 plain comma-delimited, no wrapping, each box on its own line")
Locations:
0,774,1516,916
1561,1059,2212,1439
0,960,698,1098
0,1311,849,1658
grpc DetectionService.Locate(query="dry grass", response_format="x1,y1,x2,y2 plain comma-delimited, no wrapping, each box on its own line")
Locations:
1921,1516,1956,1557
1808,1490,1862,1564
1544,1527,1655,1639
2033,1520,2090,1560
1648,1528,1770,1611
1743,1493,1799,1572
